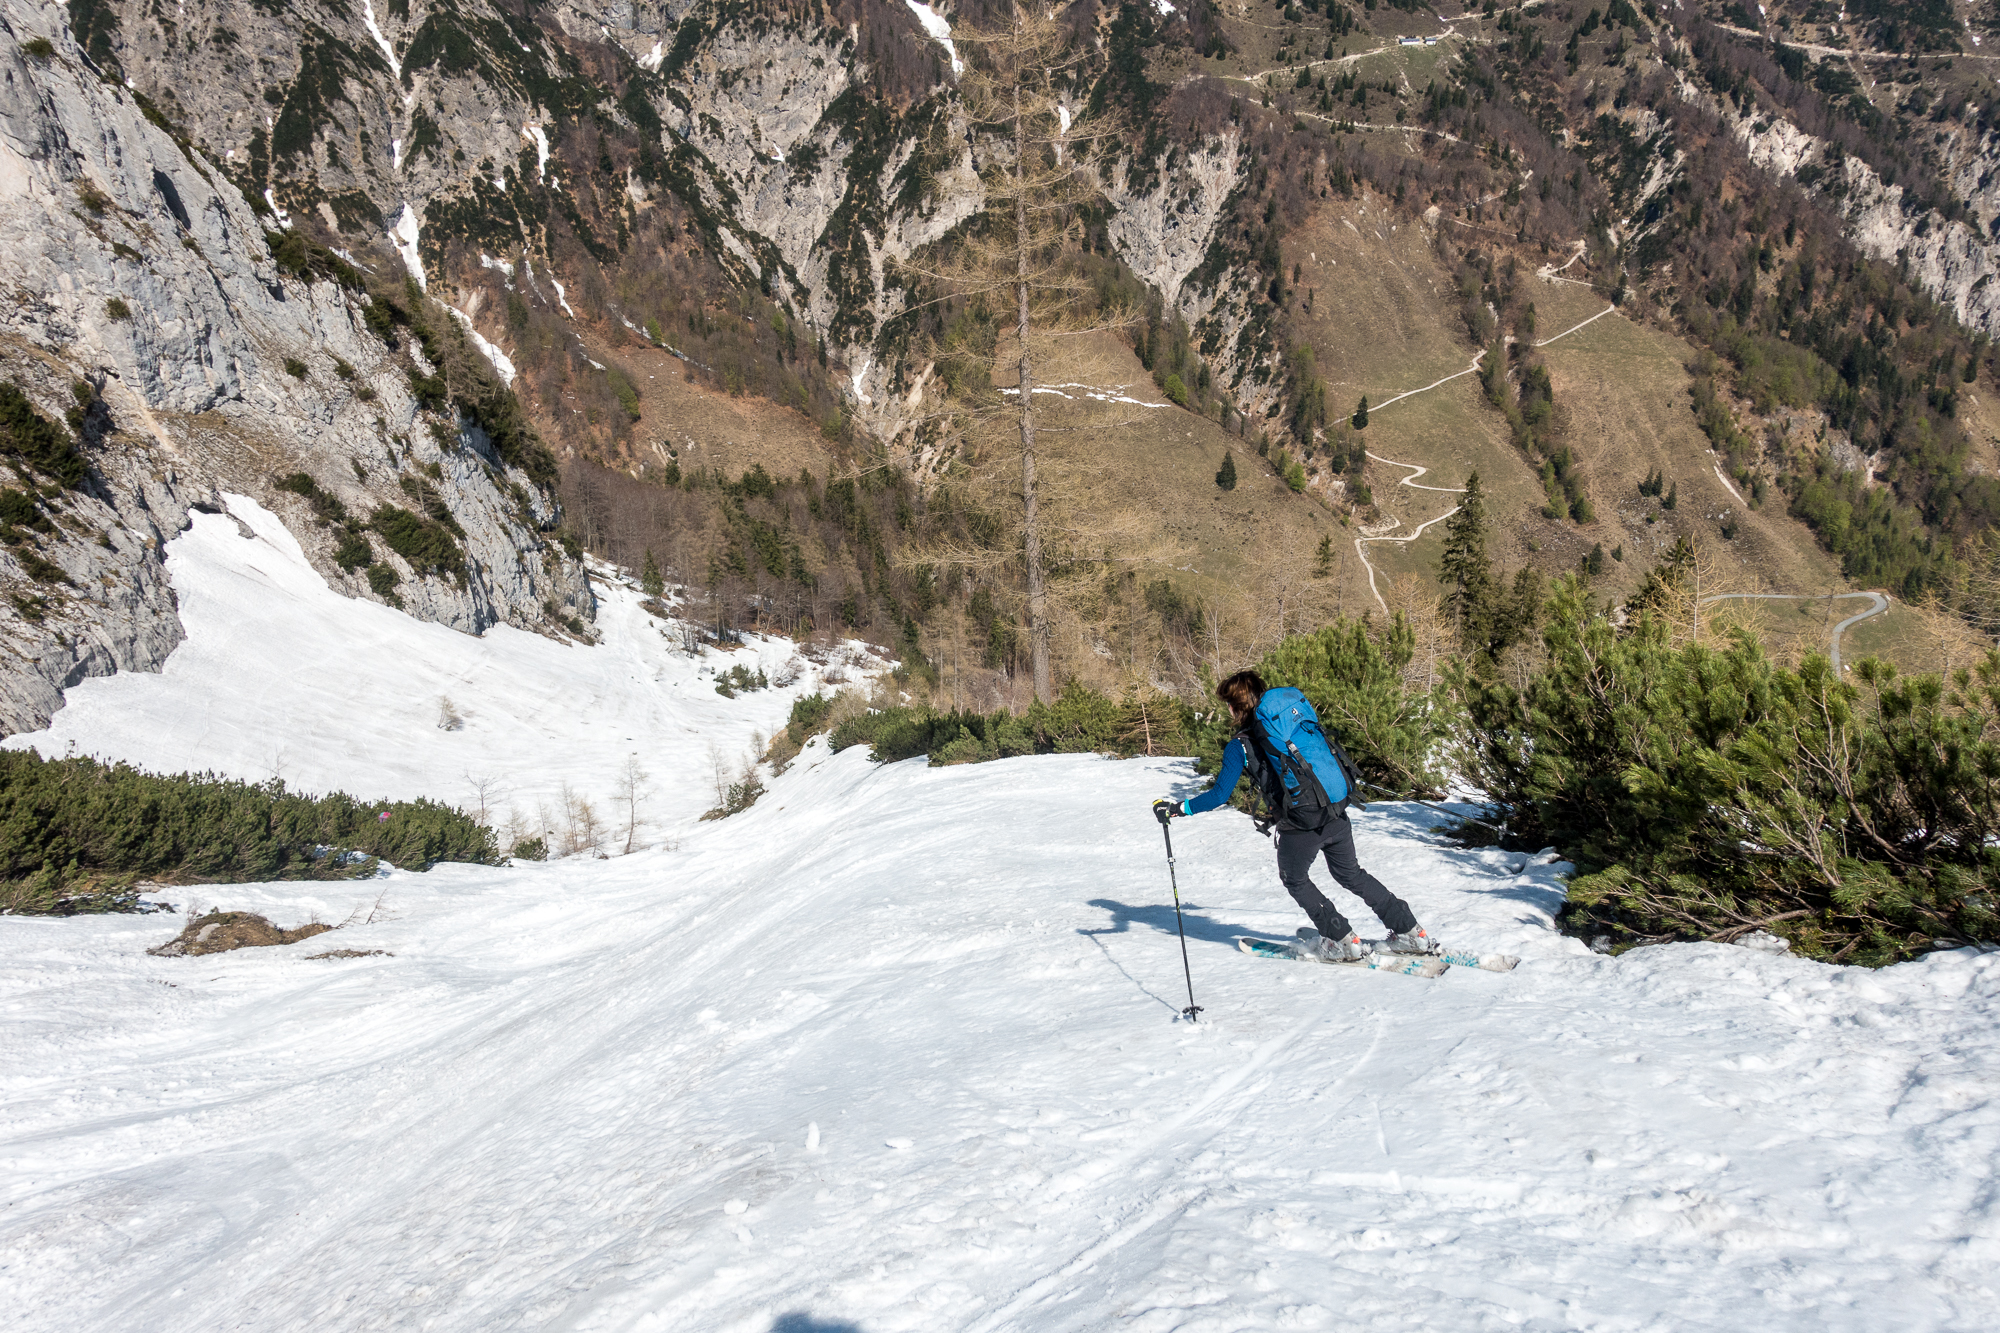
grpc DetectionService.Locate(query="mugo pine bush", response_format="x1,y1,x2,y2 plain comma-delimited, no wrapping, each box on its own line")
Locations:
1455,577,2000,964
0,750,498,913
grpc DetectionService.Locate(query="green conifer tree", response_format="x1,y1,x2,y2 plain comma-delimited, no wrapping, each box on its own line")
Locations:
1216,451,1237,491
1314,534,1335,578
640,548,665,597
1352,394,1369,429
1438,471,1496,646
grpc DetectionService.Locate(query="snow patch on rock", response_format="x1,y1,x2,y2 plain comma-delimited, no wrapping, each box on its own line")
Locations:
903,0,963,76
389,204,426,290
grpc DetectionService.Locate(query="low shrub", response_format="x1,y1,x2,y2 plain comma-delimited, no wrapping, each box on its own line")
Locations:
1458,577,2000,964
0,383,87,488
370,504,465,584
831,682,1187,766
713,663,769,697
0,749,498,914
786,692,834,745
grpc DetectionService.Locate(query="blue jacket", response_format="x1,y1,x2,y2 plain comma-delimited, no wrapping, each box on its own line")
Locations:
1180,736,1249,817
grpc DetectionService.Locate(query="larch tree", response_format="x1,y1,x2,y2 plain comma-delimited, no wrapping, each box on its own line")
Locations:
898,6,1136,702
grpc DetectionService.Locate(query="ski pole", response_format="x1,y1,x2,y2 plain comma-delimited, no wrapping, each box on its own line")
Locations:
1154,803,1202,1022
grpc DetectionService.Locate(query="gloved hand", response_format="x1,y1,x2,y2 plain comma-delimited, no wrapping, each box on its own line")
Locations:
1152,799,1180,824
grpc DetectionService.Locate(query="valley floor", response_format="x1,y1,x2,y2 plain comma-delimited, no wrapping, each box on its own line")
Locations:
3,745,1996,1331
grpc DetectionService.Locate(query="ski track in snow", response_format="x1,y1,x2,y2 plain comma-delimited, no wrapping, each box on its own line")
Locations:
4,512,2000,1330
3,747,1997,1331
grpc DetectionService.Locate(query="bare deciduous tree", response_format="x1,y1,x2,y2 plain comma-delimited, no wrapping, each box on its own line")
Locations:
615,755,650,854
464,771,504,826
1389,573,1454,695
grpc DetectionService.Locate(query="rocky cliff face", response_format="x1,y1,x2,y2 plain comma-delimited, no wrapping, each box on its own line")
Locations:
37,0,1256,444
1670,36,2000,341
0,0,588,733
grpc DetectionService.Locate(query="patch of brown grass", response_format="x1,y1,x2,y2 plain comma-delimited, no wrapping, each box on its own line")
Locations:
148,911,332,957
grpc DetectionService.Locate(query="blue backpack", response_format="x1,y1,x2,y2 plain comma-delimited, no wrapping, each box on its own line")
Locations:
1243,687,1361,827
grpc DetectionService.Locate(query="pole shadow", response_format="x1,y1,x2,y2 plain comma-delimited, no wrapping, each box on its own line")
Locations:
771,1315,867,1333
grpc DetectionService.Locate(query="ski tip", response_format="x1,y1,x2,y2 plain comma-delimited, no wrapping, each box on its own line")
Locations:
1237,935,1303,959
1479,955,1522,972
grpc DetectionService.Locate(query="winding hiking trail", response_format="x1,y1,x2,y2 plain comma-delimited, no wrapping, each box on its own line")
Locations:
1344,304,1882,662
1699,591,1891,671
1350,303,1616,612
1353,458,1466,614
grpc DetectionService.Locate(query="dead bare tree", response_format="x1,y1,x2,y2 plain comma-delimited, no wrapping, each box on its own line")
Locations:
615,755,650,854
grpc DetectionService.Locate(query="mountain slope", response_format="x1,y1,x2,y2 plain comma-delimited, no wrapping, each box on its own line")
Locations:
3,492,860,835
3,742,1997,1330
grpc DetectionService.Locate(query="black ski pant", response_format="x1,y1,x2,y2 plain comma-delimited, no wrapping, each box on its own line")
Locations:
1275,812,1417,940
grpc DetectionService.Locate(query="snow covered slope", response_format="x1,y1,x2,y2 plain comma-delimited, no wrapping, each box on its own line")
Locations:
5,495,871,839
4,744,1997,1331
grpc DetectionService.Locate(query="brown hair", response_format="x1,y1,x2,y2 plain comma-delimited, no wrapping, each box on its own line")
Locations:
1217,670,1266,722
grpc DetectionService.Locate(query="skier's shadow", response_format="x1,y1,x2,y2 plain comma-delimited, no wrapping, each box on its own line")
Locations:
1080,898,1260,947
771,1315,865,1332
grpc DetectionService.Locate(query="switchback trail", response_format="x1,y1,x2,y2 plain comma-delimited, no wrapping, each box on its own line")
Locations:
1354,457,1464,614
1350,304,1616,611
1699,590,1891,671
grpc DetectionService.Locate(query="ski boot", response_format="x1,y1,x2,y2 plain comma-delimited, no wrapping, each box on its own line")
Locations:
1385,925,1441,955
1297,927,1370,962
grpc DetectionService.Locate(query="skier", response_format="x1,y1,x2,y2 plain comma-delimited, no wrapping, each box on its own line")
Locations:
1155,670,1438,962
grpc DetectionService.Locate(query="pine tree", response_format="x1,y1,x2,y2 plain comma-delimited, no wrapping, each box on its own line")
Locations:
1663,480,1678,510
640,548,664,597
1314,533,1334,578
1352,394,1369,429
1216,450,1237,490
1437,471,1496,646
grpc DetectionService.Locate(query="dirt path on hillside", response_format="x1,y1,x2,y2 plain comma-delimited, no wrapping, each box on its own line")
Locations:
1699,591,1891,671
1350,304,1617,611
1353,457,1465,614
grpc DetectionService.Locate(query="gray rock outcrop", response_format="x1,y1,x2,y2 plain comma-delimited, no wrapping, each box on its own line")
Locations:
0,0,587,734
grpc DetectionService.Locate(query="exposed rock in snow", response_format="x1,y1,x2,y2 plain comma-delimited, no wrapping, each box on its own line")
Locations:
448,307,518,385
0,11,584,727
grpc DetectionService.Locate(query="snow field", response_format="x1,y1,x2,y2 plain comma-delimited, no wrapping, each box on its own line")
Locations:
3,744,1998,1331
5,495,872,845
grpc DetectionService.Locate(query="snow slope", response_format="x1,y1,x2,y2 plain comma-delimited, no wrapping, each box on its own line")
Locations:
5,495,873,840
4,743,1998,1331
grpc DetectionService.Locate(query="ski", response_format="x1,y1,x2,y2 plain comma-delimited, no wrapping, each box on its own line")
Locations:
1293,928,1519,974
1438,947,1520,973
1235,935,1450,978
